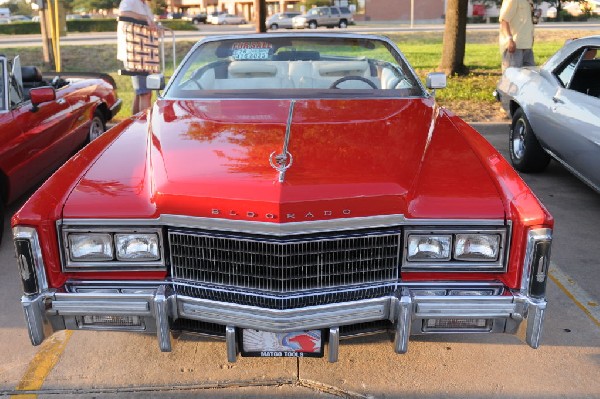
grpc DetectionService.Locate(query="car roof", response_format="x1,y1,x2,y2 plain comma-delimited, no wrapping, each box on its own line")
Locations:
544,35,600,71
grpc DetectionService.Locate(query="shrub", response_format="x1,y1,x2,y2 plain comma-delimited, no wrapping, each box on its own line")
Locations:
67,18,117,33
158,20,196,31
0,22,41,35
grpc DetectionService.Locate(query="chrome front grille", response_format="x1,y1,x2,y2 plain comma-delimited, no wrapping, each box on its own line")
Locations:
168,229,401,294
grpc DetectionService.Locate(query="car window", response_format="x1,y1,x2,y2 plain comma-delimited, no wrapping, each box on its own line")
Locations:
554,49,583,88
166,36,424,99
331,8,340,15
568,46,600,97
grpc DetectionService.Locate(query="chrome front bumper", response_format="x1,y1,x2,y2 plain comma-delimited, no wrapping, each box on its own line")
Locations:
21,283,546,362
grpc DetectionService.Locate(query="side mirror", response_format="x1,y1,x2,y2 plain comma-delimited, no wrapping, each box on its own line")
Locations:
426,72,447,90
29,86,56,112
146,74,165,90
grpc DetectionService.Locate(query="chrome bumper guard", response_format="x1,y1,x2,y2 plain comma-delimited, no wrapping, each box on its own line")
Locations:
21,287,546,362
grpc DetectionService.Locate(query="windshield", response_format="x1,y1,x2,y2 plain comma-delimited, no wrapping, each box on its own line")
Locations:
165,35,424,99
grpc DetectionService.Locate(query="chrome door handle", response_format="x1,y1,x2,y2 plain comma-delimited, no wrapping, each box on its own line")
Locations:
552,96,564,104
57,98,66,104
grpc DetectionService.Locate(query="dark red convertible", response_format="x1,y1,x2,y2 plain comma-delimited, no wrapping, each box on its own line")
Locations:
0,56,121,241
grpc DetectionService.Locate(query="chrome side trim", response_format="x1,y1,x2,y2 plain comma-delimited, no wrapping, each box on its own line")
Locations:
545,148,600,194
525,300,546,349
61,215,506,237
328,327,339,363
226,326,237,362
394,291,412,354
154,285,171,352
21,295,48,346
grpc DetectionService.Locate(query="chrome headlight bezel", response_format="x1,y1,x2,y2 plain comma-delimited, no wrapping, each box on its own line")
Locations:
402,226,508,272
61,226,165,272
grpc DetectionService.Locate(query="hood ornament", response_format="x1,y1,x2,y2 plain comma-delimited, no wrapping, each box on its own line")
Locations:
270,100,295,183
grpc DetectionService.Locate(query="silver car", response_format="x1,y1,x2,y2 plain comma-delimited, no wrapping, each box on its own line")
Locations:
266,12,300,30
495,36,600,192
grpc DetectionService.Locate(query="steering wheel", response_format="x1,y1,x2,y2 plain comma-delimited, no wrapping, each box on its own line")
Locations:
329,76,378,89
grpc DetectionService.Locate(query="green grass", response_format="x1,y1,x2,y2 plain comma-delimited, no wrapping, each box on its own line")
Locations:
1,30,572,120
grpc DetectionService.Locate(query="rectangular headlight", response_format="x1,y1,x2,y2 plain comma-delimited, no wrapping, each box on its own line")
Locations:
454,234,500,261
115,233,160,261
68,233,113,261
407,235,451,261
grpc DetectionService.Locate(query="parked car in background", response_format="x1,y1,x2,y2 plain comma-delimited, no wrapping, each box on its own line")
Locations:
495,35,600,193
13,33,553,363
9,15,31,22
266,12,301,30
166,12,184,20
0,55,121,242
292,6,352,29
206,11,226,24
212,13,247,25
183,12,208,24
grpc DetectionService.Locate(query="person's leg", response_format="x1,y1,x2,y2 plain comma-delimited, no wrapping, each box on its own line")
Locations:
138,92,152,111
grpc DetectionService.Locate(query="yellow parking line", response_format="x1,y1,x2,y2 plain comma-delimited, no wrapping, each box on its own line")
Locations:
10,331,73,399
549,265,600,329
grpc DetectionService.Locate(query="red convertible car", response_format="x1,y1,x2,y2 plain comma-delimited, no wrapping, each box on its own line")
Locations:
1,55,121,242
13,34,552,362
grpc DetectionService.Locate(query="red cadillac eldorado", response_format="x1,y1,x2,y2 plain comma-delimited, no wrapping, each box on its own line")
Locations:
1,55,121,242
12,34,552,362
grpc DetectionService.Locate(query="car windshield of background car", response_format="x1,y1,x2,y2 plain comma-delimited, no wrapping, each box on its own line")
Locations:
165,36,424,99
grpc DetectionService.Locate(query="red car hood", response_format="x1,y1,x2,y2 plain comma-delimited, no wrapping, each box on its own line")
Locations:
62,98,505,221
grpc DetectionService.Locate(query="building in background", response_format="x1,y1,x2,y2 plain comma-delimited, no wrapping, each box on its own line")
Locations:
163,1,522,23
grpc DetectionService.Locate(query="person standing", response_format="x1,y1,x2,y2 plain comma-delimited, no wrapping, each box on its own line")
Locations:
117,0,156,114
499,0,535,72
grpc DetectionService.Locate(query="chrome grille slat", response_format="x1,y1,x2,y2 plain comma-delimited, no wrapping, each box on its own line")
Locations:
169,229,401,294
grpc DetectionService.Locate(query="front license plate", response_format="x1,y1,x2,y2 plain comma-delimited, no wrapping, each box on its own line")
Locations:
240,329,323,358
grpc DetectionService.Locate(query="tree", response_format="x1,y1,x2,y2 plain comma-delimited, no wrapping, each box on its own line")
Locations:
439,0,469,76
255,0,267,32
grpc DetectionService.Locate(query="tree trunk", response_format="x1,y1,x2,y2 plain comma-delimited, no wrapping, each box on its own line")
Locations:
439,0,469,76
255,0,267,33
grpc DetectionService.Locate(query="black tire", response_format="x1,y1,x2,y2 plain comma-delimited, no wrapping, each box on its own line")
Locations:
339,20,348,28
270,23,278,30
88,109,106,144
509,108,550,172
308,21,317,29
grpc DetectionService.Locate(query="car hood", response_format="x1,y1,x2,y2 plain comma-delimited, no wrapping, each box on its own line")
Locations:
62,98,505,221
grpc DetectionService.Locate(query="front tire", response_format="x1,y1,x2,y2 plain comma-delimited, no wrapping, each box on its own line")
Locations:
308,21,317,29
270,23,278,30
88,110,106,143
509,108,550,172
339,20,348,28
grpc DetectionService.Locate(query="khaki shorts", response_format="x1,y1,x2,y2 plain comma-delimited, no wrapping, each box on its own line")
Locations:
502,49,535,71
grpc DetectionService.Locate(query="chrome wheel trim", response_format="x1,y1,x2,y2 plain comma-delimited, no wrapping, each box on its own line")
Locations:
89,116,105,141
512,118,526,160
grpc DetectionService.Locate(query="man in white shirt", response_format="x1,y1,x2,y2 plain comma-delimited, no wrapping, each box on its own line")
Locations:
117,0,156,113
499,0,535,72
